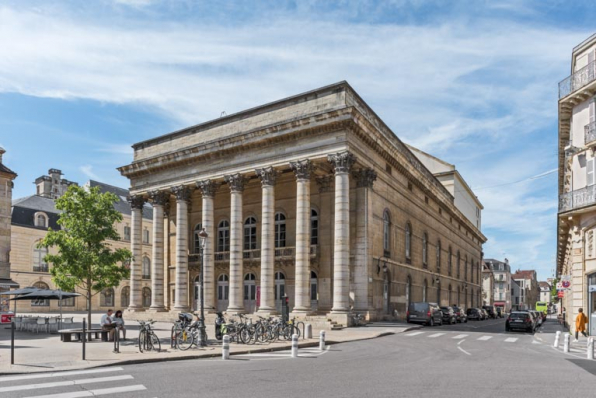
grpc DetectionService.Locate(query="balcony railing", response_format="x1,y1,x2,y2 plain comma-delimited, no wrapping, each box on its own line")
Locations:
559,59,596,99
586,121,596,146
33,265,49,273
559,184,596,212
190,245,320,264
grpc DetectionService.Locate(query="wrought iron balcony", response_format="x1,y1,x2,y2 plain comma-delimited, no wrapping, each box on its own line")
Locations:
207,245,319,263
559,185,596,212
585,121,596,146
33,265,49,273
559,59,596,99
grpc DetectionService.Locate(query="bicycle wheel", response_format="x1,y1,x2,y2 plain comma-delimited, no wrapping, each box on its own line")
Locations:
177,328,194,350
239,326,252,344
150,333,161,352
138,331,146,353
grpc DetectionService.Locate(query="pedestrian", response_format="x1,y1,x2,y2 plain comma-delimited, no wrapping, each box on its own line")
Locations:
100,309,116,342
112,310,126,340
574,308,588,342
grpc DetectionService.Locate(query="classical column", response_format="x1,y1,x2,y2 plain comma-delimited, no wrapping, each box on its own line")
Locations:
172,186,191,311
290,159,313,314
328,151,356,313
128,195,145,311
197,179,217,312
224,174,246,313
149,191,167,311
256,167,277,313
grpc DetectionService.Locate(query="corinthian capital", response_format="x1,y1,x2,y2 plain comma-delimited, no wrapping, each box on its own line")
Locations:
224,173,247,192
149,190,169,206
127,195,146,210
171,186,192,203
353,168,377,188
197,179,217,198
327,151,356,174
290,159,313,181
255,167,278,187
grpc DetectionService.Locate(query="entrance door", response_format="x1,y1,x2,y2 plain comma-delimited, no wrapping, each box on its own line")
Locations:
217,274,229,312
275,271,286,313
589,274,596,336
193,275,201,311
310,271,318,311
244,273,257,313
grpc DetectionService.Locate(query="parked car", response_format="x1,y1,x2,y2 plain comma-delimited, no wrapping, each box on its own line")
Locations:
466,308,482,321
440,307,457,324
451,306,468,323
496,307,504,318
529,310,543,327
407,302,443,326
506,311,535,333
482,306,497,319
481,309,490,320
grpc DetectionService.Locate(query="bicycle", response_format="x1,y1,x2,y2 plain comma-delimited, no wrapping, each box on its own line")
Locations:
138,320,161,353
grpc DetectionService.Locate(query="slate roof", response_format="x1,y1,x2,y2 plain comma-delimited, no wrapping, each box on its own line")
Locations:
87,180,153,220
512,270,536,281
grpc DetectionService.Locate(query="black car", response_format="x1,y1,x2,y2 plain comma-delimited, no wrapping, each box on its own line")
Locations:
506,311,535,333
482,306,497,319
451,306,468,323
466,308,482,321
496,307,504,318
440,307,457,324
407,302,443,326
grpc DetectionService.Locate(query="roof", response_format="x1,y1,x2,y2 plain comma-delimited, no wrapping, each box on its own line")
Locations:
87,180,153,219
12,195,60,214
0,163,17,178
512,270,536,280
538,281,551,289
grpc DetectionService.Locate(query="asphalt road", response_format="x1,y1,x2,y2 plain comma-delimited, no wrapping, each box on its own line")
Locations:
2,317,595,398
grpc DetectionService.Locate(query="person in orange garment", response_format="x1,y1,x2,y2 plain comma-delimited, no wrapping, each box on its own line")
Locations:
574,308,588,342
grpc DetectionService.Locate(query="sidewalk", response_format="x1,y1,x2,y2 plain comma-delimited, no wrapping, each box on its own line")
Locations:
0,313,419,375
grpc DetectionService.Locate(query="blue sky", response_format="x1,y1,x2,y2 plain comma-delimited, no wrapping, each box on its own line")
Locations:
0,0,593,281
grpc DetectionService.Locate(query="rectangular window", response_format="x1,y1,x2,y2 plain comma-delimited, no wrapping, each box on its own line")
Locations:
123,226,131,241
588,158,595,186
143,229,149,244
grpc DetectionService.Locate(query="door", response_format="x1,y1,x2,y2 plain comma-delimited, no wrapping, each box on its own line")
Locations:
310,271,318,312
275,272,286,313
244,273,257,313
217,274,229,312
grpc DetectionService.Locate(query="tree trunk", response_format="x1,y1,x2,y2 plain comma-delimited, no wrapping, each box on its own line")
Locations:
87,288,92,329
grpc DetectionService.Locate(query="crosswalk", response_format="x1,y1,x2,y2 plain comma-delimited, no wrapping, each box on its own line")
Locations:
0,367,148,398
404,331,520,343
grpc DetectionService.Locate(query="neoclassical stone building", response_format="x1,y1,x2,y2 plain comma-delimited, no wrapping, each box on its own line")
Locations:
119,82,486,324
0,147,18,313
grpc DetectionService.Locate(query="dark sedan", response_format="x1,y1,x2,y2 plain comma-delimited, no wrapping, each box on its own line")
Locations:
451,306,468,323
440,307,457,324
466,308,482,321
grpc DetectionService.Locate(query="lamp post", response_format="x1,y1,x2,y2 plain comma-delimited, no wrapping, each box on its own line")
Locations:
198,228,208,347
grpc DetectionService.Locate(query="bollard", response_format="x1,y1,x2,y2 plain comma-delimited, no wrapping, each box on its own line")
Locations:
10,319,15,365
554,331,561,348
82,318,87,361
222,335,230,360
319,330,326,351
113,327,120,354
291,334,298,358
588,338,594,360
305,324,312,339
564,334,570,353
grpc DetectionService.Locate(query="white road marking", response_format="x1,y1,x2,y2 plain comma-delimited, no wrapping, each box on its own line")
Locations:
405,332,424,336
0,367,124,383
452,334,468,339
504,337,518,343
24,385,147,398
457,346,471,356
0,375,133,393
477,336,492,341
532,340,541,344
428,333,445,338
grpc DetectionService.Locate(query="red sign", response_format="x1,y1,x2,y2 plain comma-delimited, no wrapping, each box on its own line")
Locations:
558,291,565,298
562,281,571,288
0,314,13,324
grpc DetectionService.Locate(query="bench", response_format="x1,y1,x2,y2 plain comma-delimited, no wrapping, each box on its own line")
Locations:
58,328,110,342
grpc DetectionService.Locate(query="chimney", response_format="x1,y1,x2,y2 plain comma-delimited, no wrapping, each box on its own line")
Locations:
0,147,5,163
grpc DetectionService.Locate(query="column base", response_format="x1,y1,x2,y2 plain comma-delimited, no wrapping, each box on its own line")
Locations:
290,308,313,317
173,306,190,312
257,306,278,315
147,306,167,312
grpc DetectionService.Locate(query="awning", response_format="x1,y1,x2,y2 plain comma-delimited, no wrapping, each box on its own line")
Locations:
0,279,21,289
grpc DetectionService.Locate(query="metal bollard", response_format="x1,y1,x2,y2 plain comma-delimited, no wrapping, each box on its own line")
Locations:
222,335,230,360
113,327,120,354
588,338,594,360
10,319,15,365
319,330,326,351
305,324,312,339
82,318,87,361
554,331,561,348
291,334,298,358
564,334,570,353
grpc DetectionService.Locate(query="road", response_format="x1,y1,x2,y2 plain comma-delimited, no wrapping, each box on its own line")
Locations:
1,318,595,398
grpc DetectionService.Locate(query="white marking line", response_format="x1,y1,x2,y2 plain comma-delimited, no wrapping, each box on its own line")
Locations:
477,336,492,341
452,334,468,339
24,385,146,398
457,346,471,356
0,375,133,393
405,332,424,337
428,333,445,338
235,346,331,359
0,367,124,383
504,338,518,343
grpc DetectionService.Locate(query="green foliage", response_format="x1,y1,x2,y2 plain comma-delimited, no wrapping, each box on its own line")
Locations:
39,185,132,300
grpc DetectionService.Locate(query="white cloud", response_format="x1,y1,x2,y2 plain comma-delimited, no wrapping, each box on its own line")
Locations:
79,165,101,181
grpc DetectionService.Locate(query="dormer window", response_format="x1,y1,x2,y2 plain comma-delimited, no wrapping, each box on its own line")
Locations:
34,213,48,228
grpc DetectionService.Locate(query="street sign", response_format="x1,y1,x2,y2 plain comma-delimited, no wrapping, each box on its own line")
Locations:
558,291,565,298
562,281,571,288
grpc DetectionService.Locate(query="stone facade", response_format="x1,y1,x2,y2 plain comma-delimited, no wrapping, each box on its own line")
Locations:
485,258,512,312
0,147,18,312
481,261,494,306
118,82,486,325
512,270,539,311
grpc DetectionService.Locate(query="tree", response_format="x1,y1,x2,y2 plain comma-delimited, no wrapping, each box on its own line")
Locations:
39,185,132,327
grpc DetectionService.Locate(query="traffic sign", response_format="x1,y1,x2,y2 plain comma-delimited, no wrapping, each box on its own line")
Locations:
558,291,565,298
562,281,571,288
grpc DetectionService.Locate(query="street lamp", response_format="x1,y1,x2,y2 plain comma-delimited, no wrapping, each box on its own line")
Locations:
198,228,208,347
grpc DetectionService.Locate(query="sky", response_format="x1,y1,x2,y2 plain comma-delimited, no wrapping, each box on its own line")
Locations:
0,0,593,281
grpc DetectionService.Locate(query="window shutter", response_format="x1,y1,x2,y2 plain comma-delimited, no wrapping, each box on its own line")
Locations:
588,158,595,186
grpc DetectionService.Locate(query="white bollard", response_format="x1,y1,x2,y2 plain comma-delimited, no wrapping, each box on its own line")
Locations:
222,335,230,360
305,324,312,339
588,338,594,360
564,334,570,353
554,331,561,348
319,330,326,351
291,334,299,358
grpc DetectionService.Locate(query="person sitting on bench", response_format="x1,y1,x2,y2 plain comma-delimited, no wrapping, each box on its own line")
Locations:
100,309,116,342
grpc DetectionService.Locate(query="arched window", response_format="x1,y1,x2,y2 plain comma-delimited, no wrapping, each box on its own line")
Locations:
405,276,411,307
383,210,391,257
142,257,151,279
275,271,286,301
405,222,412,264
436,240,441,273
456,251,461,278
217,274,229,302
422,279,428,302
142,287,151,307
464,255,468,282
448,284,452,305
311,209,319,246
244,217,257,251
448,246,453,276
33,244,48,273
121,286,130,308
422,233,428,268
35,214,47,228
275,213,286,248
193,223,203,254
218,220,230,252
100,288,114,307
31,281,49,307
310,271,318,301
